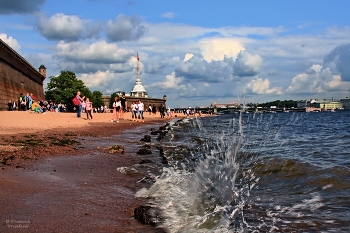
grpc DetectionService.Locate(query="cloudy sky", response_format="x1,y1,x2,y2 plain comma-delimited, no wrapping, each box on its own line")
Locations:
1,0,350,107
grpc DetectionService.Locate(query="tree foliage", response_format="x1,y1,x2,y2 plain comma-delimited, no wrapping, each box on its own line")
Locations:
45,71,92,109
109,92,119,108
258,100,297,108
92,91,104,108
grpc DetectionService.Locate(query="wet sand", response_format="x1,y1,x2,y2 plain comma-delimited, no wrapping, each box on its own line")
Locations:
0,111,176,232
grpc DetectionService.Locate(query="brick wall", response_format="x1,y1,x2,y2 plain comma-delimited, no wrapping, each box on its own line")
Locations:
0,39,45,111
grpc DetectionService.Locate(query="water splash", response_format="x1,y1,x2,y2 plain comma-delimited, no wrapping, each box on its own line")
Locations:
136,112,350,232
136,113,259,232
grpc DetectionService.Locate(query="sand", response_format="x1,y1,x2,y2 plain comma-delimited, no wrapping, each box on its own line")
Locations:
0,110,176,232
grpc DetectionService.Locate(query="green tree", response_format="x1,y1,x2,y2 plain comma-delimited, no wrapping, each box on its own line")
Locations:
45,71,92,110
109,92,119,108
91,91,104,108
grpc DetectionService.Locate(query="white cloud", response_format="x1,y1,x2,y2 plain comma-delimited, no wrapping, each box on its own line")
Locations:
285,65,344,95
183,53,194,61
245,77,282,94
35,13,100,41
199,38,245,62
233,50,263,76
55,40,134,64
0,33,21,51
323,75,350,91
147,72,187,90
161,12,176,19
106,14,146,42
175,55,237,83
324,43,350,81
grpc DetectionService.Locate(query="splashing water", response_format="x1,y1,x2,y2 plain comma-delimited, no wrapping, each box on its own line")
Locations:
137,113,259,232
136,112,350,232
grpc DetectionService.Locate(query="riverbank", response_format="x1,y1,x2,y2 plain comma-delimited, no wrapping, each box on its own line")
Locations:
0,110,175,232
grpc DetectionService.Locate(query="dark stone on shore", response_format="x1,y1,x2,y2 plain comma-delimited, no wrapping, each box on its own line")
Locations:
137,148,152,155
140,135,151,142
134,205,155,225
151,130,159,135
156,131,167,141
159,147,168,165
139,159,154,164
134,205,164,228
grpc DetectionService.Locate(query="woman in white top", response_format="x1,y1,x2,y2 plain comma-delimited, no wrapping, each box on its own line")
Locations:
111,97,121,122
137,100,144,121
131,101,138,120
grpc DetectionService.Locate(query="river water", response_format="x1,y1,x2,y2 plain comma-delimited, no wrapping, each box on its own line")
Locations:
135,111,350,232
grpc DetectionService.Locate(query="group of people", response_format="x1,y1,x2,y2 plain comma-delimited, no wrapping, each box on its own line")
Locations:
73,91,172,122
111,94,128,122
73,91,93,120
7,93,67,114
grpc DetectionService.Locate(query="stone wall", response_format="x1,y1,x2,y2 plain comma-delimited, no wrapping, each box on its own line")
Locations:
0,39,45,111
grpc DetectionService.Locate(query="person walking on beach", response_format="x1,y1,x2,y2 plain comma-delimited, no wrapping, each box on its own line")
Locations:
120,93,127,120
152,104,157,116
131,101,138,120
159,104,165,118
137,100,144,121
85,98,93,120
111,97,121,122
148,104,152,116
74,91,84,118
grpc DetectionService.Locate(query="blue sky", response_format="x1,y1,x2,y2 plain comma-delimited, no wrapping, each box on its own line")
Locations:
1,0,350,107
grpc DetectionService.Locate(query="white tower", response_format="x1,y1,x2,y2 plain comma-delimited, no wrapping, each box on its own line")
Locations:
131,53,148,97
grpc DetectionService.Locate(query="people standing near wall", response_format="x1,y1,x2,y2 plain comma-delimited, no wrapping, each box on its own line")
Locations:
75,91,84,118
120,93,127,120
12,101,17,110
7,100,13,111
137,100,144,122
85,98,93,120
18,93,26,111
30,93,35,101
159,104,165,118
25,93,32,110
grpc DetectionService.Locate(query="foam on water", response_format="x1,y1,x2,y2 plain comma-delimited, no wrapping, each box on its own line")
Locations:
136,112,350,232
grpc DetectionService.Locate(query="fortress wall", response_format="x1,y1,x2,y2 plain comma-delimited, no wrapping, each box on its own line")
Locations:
0,39,45,111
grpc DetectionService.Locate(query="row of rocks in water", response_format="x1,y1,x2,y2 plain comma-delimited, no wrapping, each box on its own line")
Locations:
133,119,183,228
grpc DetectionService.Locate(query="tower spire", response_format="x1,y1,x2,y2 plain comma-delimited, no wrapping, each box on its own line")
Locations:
131,53,148,97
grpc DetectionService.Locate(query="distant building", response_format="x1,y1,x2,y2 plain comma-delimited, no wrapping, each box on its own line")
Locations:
211,102,238,108
297,99,318,108
0,39,46,111
341,97,350,110
312,100,343,110
103,53,166,109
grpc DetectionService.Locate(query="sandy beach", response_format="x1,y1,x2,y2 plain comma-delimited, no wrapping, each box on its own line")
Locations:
0,110,175,232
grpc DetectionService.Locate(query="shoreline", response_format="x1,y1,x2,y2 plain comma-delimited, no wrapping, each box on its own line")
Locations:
0,111,177,232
